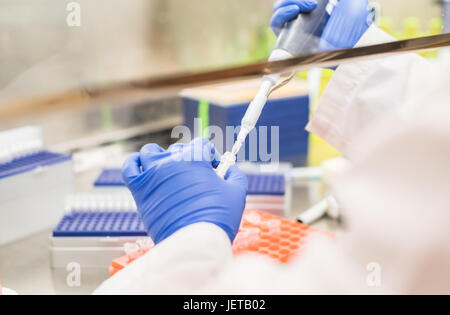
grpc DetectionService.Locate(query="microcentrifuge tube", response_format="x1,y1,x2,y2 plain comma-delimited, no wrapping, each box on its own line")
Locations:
137,239,154,252
245,213,261,225
124,242,140,260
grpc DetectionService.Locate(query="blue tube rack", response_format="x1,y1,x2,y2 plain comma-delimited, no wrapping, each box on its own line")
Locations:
0,151,72,180
247,174,285,196
53,211,148,237
94,169,125,187
94,169,285,196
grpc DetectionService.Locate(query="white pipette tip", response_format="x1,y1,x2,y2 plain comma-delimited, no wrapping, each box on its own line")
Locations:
214,49,294,180
215,152,237,179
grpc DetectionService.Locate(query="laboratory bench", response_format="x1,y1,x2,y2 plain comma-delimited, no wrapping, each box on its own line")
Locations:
0,168,344,295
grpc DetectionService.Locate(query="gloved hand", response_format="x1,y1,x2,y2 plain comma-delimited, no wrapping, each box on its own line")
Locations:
270,0,318,36
270,0,373,50
319,0,373,51
122,138,248,244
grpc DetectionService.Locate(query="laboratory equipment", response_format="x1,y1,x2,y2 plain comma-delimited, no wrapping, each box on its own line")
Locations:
96,167,291,217
50,193,147,269
295,157,349,224
109,239,154,276
64,192,137,212
296,195,339,225
53,211,146,237
239,162,293,218
233,210,333,263
93,168,127,191
94,168,126,186
181,79,310,166
0,126,43,164
108,210,334,275
2,30,449,122
216,0,338,178
0,127,73,245
246,174,286,214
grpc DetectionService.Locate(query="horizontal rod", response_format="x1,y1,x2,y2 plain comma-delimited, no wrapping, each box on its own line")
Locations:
1,33,449,122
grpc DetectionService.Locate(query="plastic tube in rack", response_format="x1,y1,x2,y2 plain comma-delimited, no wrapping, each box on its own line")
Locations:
124,242,140,260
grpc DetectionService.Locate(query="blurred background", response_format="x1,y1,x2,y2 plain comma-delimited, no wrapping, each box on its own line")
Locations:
0,0,448,295
0,0,445,150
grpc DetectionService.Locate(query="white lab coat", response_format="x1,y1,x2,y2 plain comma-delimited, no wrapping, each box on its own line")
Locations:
95,26,450,295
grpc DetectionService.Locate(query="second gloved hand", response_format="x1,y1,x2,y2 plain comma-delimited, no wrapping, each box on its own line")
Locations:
271,0,373,50
319,0,373,51
122,138,248,244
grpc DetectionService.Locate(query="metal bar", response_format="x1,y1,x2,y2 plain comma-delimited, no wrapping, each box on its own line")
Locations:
1,33,450,122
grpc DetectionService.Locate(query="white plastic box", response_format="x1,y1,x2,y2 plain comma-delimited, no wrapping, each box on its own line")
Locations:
50,192,147,269
50,236,150,269
0,127,74,245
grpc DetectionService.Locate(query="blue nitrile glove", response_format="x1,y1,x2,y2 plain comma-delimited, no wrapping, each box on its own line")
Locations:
319,0,373,51
270,0,373,50
270,0,318,36
121,138,248,244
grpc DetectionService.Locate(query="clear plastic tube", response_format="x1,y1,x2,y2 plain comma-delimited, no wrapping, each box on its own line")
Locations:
137,239,154,252
124,242,140,260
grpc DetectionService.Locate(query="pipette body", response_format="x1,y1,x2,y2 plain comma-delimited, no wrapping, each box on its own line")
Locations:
216,0,336,178
230,50,292,156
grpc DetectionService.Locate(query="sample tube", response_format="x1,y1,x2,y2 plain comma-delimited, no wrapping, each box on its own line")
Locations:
124,242,140,261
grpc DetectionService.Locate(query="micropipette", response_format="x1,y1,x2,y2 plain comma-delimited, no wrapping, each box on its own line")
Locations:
216,0,337,178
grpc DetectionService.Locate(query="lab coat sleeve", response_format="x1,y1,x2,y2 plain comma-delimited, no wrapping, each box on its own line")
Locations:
306,25,439,159
93,222,233,294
